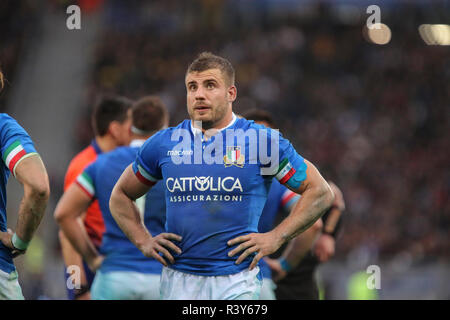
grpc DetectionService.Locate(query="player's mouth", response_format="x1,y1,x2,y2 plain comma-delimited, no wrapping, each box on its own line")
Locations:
194,105,211,112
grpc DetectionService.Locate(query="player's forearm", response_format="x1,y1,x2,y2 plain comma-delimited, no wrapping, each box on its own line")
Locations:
110,187,152,250
273,183,333,246
58,230,88,284
281,219,322,267
323,207,342,234
15,182,49,242
59,216,99,263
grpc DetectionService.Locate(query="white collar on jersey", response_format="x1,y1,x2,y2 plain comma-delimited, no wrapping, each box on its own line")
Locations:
190,112,237,137
130,139,146,148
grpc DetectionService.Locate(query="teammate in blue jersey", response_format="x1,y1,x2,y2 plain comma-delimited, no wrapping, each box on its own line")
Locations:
0,70,50,299
110,52,334,300
54,96,178,299
258,181,301,299
243,108,324,300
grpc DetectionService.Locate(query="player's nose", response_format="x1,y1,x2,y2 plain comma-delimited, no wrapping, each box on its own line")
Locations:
194,86,206,99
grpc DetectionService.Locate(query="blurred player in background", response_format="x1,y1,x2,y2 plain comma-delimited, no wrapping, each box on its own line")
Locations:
267,181,345,299
56,95,132,299
55,96,171,299
242,108,323,300
0,69,50,299
109,52,333,300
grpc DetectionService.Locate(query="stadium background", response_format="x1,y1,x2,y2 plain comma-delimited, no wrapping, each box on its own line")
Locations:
0,0,448,299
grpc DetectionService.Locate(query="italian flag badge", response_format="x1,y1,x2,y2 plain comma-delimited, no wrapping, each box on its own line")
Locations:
276,158,297,184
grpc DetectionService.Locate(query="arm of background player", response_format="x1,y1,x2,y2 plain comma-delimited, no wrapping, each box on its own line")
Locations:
109,164,182,266
0,154,50,255
54,184,103,272
57,161,89,297
313,181,345,262
58,230,89,291
228,159,333,270
266,218,323,282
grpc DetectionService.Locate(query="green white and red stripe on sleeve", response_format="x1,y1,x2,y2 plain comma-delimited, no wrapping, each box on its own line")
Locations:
2,140,35,175
275,158,297,184
76,172,95,198
134,163,158,186
281,188,300,211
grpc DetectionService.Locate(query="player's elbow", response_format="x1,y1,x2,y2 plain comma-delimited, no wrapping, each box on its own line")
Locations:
318,181,334,212
25,178,50,203
323,182,334,209
54,207,65,224
109,186,120,217
54,201,70,224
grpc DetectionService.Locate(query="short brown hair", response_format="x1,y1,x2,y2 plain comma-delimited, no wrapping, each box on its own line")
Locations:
92,95,133,136
242,108,276,128
132,96,168,133
186,52,235,85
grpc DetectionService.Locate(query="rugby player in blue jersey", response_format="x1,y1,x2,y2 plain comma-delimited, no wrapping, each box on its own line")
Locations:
54,96,179,299
110,52,334,300
0,69,50,299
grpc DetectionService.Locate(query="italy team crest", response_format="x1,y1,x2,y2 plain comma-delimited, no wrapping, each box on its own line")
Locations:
224,146,245,168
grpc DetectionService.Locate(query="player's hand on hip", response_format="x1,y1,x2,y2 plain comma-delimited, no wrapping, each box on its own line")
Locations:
140,233,182,267
264,257,287,282
227,232,281,270
0,229,26,258
313,233,335,262
87,255,104,272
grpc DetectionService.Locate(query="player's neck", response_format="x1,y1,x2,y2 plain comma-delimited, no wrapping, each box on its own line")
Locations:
194,111,235,133
95,135,119,152
213,111,234,131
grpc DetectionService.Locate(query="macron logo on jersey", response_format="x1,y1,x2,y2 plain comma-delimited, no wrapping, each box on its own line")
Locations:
167,150,193,156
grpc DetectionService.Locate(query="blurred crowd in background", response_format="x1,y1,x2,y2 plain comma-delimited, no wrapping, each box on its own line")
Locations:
0,0,448,299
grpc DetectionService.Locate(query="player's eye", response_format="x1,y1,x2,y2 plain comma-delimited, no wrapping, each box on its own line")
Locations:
188,84,197,91
206,82,215,89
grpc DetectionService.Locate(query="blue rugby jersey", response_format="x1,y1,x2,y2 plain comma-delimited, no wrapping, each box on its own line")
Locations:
76,140,166,274
258,181,300,279
0,114,38,273
133,114,307,276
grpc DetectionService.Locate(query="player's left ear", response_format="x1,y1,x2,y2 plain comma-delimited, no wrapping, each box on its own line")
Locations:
227,85,237,103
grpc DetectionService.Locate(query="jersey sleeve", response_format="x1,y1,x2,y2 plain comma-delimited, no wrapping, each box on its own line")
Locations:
74,162,97,199
0,114,38,177
132,132,163,186
273,130,308,189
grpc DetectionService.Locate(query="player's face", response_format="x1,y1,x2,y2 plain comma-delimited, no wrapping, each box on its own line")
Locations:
186,68,236,129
